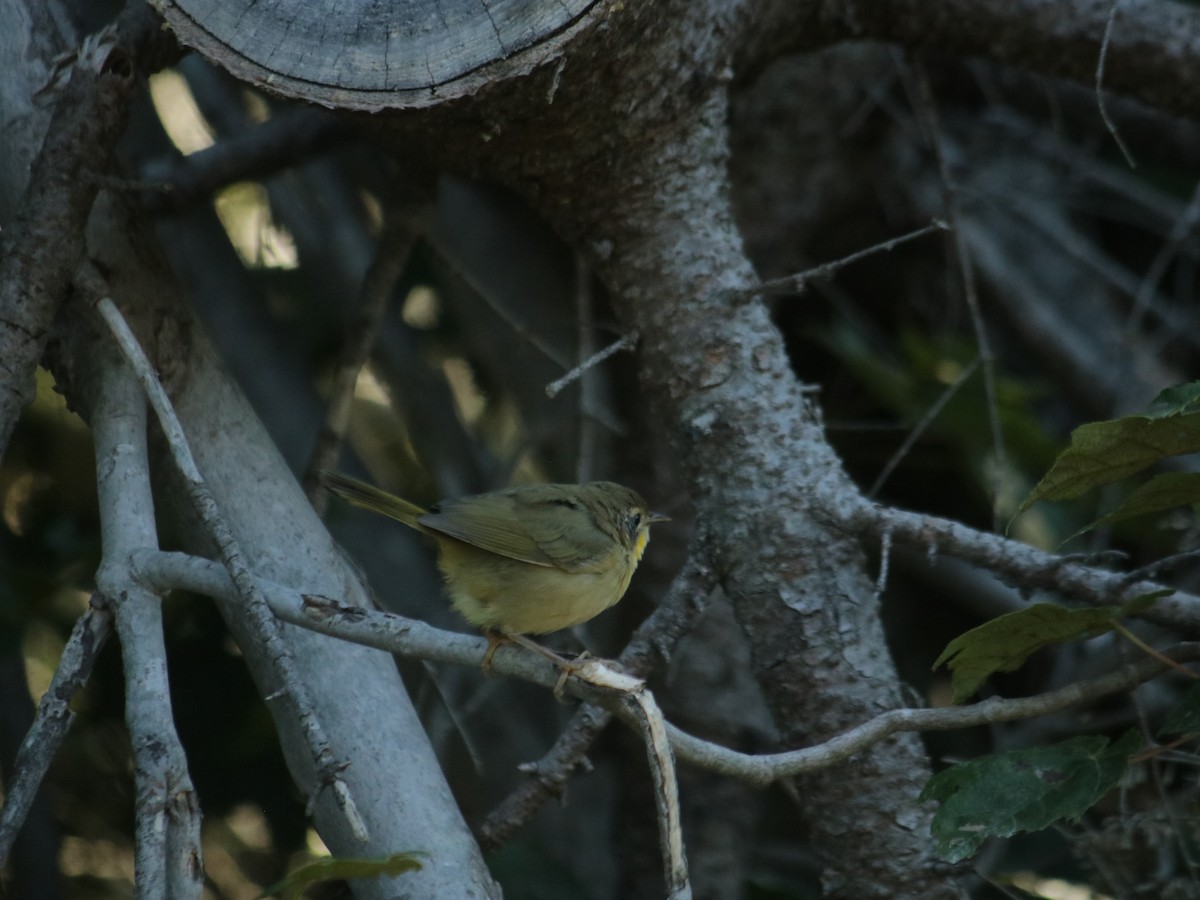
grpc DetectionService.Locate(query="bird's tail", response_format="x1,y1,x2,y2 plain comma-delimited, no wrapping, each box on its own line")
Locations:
320,471,426,529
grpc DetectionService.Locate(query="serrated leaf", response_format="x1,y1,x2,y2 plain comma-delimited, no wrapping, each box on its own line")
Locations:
1146,381,1200,419
1159,681,1200,737
1019,412,1200,511
933,596,1159,704
1074,471,1200,537
920,730,1140,862
259,852,425,899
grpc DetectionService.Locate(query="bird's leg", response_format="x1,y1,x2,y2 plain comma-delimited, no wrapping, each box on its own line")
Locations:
480,630,509,673
483,631,589,700
480,631,574,671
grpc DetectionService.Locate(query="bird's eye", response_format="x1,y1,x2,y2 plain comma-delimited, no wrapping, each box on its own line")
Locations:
627,509,643,532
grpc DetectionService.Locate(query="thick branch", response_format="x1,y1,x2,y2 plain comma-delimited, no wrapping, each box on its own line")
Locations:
481,34,963,888
0,36,134,458
0,2,172,460
742,0,1200,122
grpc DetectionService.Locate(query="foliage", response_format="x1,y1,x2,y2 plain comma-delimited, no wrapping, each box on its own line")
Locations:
920,731,1141,863
932,594,1164,704
1020,382,1200,537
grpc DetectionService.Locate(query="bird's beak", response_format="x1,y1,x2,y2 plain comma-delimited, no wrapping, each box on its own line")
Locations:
649,511,671,524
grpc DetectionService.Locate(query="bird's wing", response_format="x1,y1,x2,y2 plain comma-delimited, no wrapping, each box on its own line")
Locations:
419,487,612,573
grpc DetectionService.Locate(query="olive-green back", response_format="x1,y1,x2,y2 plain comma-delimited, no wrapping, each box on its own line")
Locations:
420,483,627,573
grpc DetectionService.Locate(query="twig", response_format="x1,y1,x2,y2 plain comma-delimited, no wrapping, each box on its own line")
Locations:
573,251,598,481
1114,623,1199,678
424,230,573,370
1127,177,1200,335
304,202,425,512
546,330,640,399
908,61,1007,530
141,108,346,214
724,219,948,304
874,526,893,599
1115,546,1200,591
663,643,1200,786
95,297,369,843
867,356,980,498
624,689,691,899
0,597,113,865
843,500,1200,630
1096,0,1137,169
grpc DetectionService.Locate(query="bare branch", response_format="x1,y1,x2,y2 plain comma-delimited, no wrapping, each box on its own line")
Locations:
907,61,1006,528
868,356,980,499
545,330,639,399
90,344,202,898
725,219,948,304
304,201,426,512
132,548,1194,795
0,597,113,865
624,689,690,899
141,108,345,213
666,643,1200,785
95,297,369,843
843,500,1200,630
1096,0,1137,169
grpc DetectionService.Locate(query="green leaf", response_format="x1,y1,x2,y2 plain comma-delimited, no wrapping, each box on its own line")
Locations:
1146,381,1200,418
1019,412,1200,512
1159,681,1200,737
259,852,425,899
920,730,1140,863
933,596,1160,704
1074,471,1200,537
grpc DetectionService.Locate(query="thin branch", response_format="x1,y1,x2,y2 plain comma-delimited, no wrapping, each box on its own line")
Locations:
1116,546,1200,591
908,60,1007,529
624,689,690,899
1096,0,1137,169
424,230,573,370
724,219,948,304
873,526,893,599
132,548,1191,795
546,330,639,399
573,251,598,482
664,643,1200,786
141,108,346,213
95,297,369,843
867,356,980,498
0,597,113,865
843,499,1200,630
304,202,426,512
1127,177,1200,335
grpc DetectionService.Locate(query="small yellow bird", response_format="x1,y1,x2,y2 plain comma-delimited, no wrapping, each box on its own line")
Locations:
322,472,667,665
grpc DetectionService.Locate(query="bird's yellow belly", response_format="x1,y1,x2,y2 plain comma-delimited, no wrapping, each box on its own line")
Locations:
437,541,631,635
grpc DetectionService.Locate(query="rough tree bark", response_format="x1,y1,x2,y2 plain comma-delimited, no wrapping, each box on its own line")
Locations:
8,0,1200,896
149,0,967,893
0,3,500,897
